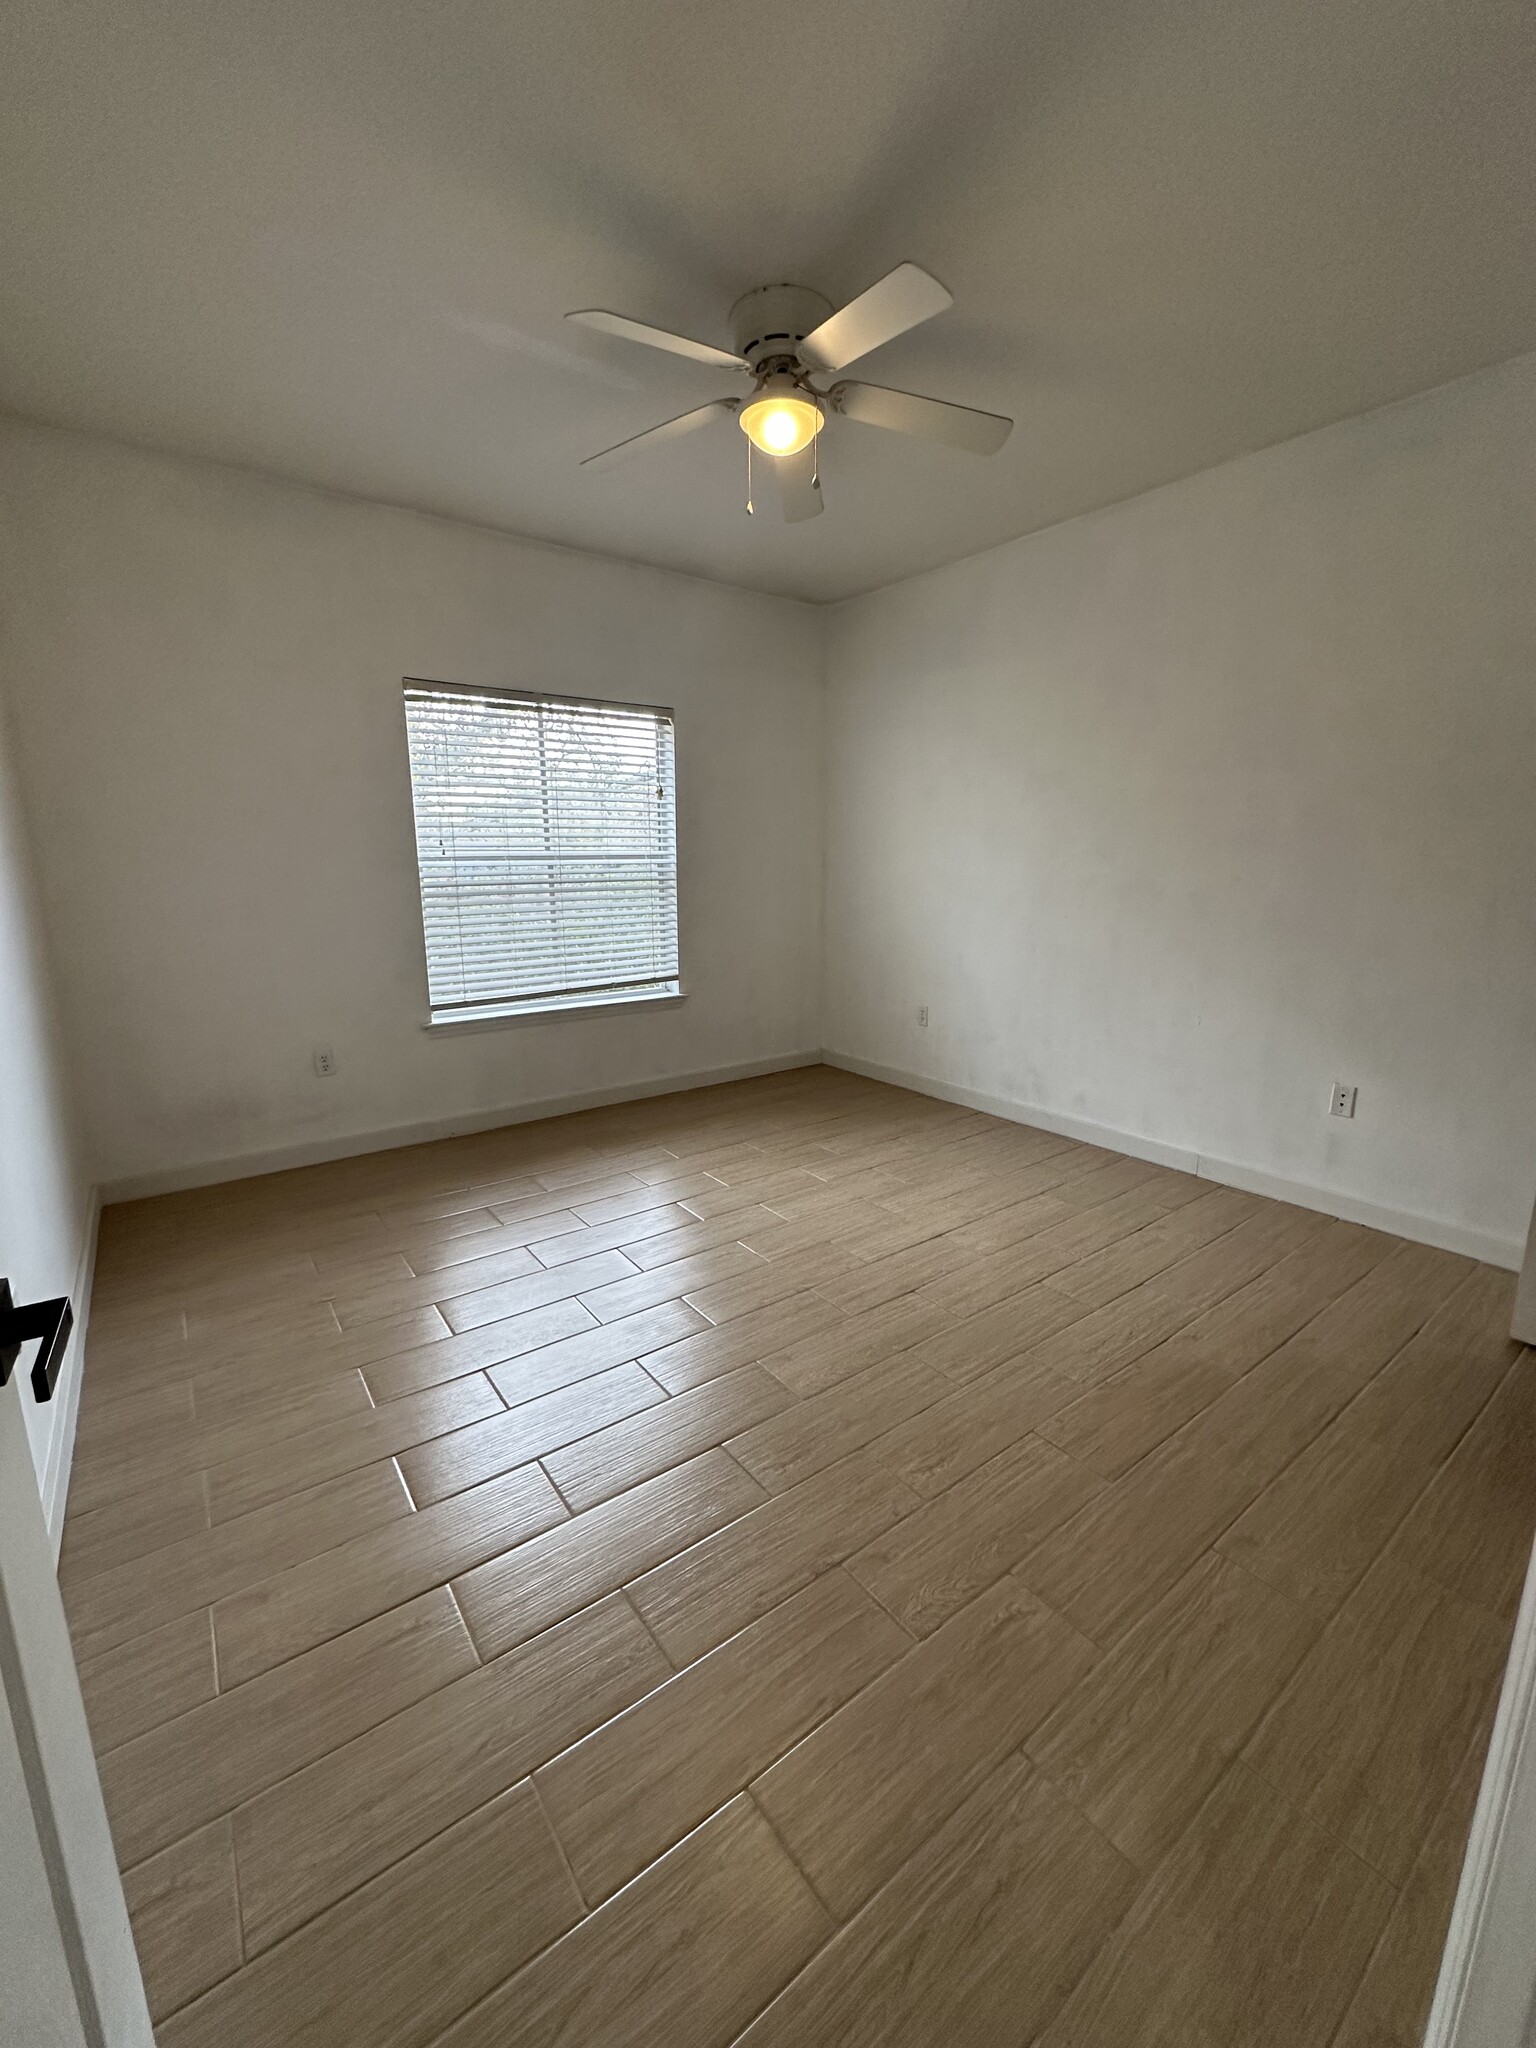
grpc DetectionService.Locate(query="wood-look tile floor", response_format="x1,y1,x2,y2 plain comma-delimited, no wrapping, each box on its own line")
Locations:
62,1067,1535,2047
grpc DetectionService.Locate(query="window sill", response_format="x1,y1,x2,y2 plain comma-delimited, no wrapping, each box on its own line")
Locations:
423,987,687,1035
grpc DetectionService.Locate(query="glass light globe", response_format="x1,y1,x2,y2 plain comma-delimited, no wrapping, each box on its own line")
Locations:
739,385,821,457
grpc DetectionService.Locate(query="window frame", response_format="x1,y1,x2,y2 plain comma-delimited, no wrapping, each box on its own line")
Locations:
401,676,685,1031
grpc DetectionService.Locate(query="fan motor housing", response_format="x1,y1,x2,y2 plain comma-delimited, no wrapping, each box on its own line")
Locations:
730,284,834,370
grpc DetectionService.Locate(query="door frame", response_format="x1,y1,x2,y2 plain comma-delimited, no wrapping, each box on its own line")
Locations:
0,1371,154,2046
1423,1198,1536,2047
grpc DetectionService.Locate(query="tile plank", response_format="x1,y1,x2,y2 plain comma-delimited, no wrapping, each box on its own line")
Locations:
575,1241,766,1324
1389,1341,1536,1622
101,1588,475,1866
61,1472,210,1578
737,1754,1140,2048
538,1571,907,1903
362,1293,608,1401
486,1295,708,1405
327,1243,541,1327
846,1432,1104,1637
528,1201,701,1269
75,1610,216,1754
542,1365,790,1513
1045,1186,1258,1308
437,1250,639,1334
398,1362,663,1506
1022,1200,1320,1387
1331,1702,1497,2048
811,1231,981,1315
641,1289,849,1393
1036,1218,1394,1478
68,1461,411,1659
918,1183,1182,1312
68,1370,376,1516
619,1203,791,1272
213,1464,566,1687
1017,1241,1473,1644
1242,1548,1510,1884
627,1448,920,1667
454,1447,766,1660
759,1297,954,1399
753,1577,1098,1918
234,1593,667,1951
729,1351,950,1494
426,1797,830,2048
1026,1552,1319,1867
205,1373,503,1522
873,1354,1082,1498
1217,1266,1519,1617
1036,1763,1394,2048
122,1819,242,2023
570,1171,728,1224
158,1784,581,2048
683,1258,833,1326
897,1284,1091,1387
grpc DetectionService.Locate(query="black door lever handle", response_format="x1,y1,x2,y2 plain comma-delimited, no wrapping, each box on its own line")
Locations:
0,1278,74,1403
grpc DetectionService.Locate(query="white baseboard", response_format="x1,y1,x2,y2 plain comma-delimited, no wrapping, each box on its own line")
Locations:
825,1054,1203,1174
99,1051,826,1203
42,1186,100,1558
1188,1151,1522,1270
822,1050,1524,1271
1423,1531,1536,2048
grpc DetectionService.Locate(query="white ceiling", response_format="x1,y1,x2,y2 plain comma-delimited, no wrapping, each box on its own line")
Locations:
2,0,1533,603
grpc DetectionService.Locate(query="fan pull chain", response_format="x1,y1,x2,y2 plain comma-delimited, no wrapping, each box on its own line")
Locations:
745,437,754,517
811,416,820,491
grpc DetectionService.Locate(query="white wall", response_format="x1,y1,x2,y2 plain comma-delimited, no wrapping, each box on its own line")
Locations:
0,422,824,1195
0,692,94,1529
823,352,1536,1266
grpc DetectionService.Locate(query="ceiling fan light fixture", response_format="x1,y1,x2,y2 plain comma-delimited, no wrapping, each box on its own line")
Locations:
738,375,822,458
573,266,1012,510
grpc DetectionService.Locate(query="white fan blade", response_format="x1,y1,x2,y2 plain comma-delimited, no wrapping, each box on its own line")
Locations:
567,309,747,371
798,263,953,374
770,443,823,522
581,400,735,472
831,380,1012,456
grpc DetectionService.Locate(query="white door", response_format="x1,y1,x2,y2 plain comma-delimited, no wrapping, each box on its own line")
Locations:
0,1373,153,2047
1512,1199,1536,1344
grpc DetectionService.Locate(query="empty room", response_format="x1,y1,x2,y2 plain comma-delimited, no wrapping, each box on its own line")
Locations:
3,0,1536,2043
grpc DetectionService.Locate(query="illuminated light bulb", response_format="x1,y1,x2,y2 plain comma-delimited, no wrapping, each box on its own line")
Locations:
759,407,801,451
739,377,822,458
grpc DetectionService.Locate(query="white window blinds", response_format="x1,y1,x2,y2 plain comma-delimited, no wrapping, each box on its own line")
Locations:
403,682,679,1021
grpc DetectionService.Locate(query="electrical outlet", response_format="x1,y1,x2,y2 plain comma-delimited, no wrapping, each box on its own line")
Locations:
313,1046,338,1079
1330,1081,1357,1119
916,1005,929,1028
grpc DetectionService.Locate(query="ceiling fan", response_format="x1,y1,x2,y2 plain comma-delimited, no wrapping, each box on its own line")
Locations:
566,264,1012,522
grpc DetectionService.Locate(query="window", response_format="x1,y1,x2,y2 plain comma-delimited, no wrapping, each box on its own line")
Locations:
403,681,679,1025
